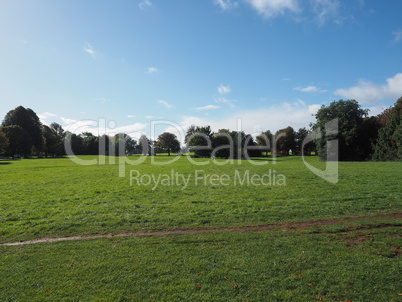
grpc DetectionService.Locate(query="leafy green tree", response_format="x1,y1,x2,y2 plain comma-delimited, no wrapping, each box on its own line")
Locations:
294,128,316,156
243,134,261,158
64,132,84,155
81,132,99,155
376,105,394,127
138,135,150,155
275,126,296,155
1,125,32,157
313,99,369,161
156,132,180,156
99,134,110,156
212,129,232,158
373,97,402,161
112,133,137,155
42,123,65,157
0,129,9,155
185,125,196,146
188,126,213,158
2,106,43,153
42,125,57,157
125,136,137,154
256,130,273,156
355,117,381,160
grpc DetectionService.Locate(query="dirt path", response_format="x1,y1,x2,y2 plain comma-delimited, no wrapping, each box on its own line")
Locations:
1,213,401,246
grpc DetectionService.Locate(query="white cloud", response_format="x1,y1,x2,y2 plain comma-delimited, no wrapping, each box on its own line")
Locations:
84,43,96,58
139,0,152,9
38,112,58,120
61,116,146,137
244,0,299,18
146,115,155,119
294,85,319,93
214,0,238,11
192,105,221,111
393,30,402,43
296,98,306,106
218,84,231,94
157,100,174,109
335,73,402,104
147,67,159,74
311,0,341,25
127,115,136,118
214,97,236,109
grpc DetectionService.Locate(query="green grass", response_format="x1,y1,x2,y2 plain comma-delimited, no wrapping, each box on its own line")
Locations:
0,156,400,243
0,156,401,300
0,156,402,242
1,219,401,301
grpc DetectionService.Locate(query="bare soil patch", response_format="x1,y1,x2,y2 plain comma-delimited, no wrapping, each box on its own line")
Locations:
1,213,401,246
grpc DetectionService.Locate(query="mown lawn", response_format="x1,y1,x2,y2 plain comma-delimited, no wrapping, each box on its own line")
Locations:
1,219,401,301
0,155,400,243
0,156,401,301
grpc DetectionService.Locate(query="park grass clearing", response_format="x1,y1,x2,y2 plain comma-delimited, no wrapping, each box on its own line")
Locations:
0,218,401,301
0,155,401,300
0,155,400,243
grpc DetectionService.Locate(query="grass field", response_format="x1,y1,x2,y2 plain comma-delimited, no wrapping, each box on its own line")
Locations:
0,155,401,301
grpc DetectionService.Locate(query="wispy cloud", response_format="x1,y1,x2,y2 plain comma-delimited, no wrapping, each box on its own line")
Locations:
218,84,231,94
393,30,402,43
192,105,221,111
214,97,236,109
294,85,319,93
157,100,174,109
244,0,299,18
213,0,238,11
147,67,159,74
84,43,96,58
61,117,147,137
127,115,136,118
139,0,152,10
335,73,402,104
311,0,341,25
38,112,58,120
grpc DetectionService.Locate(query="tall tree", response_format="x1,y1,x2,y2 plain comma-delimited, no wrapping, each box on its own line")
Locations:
112,133,137,155
2,106,43,153
42,123,65,157
188,126,214,158
275,126,296,155
81,132,99,155
213,129,232,158
138,135,150,155
294,127,316,156
312,99,369,161
1,125,32,157
256,130,273,156
156,132,180,156
185,125,196,145
372,97,402,161
0,129,9,155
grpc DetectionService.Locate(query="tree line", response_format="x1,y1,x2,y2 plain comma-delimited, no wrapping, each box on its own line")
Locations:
0,97,401,161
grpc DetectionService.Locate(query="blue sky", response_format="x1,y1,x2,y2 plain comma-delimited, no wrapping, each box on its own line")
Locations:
1,0,402,141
